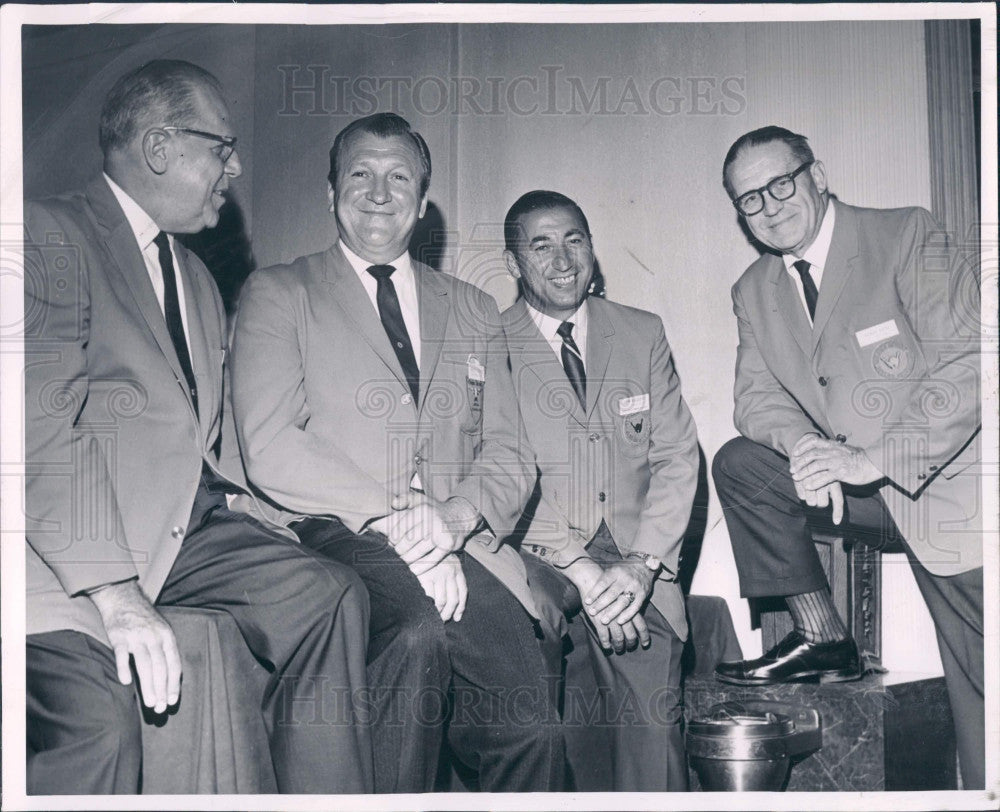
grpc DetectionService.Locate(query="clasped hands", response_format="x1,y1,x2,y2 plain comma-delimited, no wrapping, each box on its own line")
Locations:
789,433,882,524
565,557,655,655
370,493,481,622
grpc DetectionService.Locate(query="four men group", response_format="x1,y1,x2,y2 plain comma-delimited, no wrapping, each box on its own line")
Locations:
23,59,985,794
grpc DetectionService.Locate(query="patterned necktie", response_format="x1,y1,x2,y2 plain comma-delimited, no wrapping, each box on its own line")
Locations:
556,320,586,409
153,231,198,416
793,258,819,323
366,264,419,403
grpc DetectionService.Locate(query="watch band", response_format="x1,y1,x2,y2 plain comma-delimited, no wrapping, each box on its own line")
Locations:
626,551,662,571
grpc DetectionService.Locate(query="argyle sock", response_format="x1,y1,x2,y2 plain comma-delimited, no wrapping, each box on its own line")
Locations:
785,588,848,644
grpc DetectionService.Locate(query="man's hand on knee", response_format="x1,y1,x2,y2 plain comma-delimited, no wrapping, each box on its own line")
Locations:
378,495,459,573
583,560,655,626
789,435,882,489
415,554,467,622
88,580,181,713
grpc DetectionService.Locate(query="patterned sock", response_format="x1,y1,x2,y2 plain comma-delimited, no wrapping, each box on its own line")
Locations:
785,588,848,643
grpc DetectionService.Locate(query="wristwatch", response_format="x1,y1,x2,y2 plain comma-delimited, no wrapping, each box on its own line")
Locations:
626,551,662,572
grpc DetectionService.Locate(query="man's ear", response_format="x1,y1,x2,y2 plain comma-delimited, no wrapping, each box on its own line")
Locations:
327,182,335,211
810,160,828,194
142,129,169,175
418,195,428,220
503,250,522,280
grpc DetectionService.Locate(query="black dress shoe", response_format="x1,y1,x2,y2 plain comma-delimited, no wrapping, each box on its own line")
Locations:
715,631,863,686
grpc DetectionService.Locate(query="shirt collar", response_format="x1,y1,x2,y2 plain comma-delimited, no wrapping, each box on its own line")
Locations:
339,239,413,279
526,297,590,343
783,198,836,272
103,172,161,252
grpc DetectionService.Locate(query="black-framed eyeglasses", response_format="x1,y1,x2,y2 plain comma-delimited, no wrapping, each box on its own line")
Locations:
732,161,813,216
162,126,238,162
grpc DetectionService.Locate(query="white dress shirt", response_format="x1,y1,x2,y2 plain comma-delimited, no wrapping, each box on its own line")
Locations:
104,173,193,351
526,298,590,370
339,240,422,369
782,201,836,323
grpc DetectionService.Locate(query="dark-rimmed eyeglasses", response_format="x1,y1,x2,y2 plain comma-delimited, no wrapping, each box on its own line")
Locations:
162,126,238,163
732,161,813,216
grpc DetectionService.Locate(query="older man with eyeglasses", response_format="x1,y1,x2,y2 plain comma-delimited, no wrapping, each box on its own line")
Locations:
23,59,372,794
712,125,983,789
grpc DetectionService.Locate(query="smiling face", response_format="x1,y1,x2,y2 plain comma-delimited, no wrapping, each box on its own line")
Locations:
504,205,595,320
726,139,828,257
330,131,427,264
158,84,241,234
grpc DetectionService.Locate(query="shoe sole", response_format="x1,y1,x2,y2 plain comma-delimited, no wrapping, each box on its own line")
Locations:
715,668,864,687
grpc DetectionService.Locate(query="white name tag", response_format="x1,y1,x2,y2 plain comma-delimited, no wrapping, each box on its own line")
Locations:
856,319,899,348
467,354,486,382
618,393,650,416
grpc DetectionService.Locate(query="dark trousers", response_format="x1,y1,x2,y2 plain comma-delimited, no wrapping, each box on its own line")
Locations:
27,473,374,795
523,524,687,792
712,436,985,789
294,517,565,794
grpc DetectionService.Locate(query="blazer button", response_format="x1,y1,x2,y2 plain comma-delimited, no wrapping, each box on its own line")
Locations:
414,454,423,465
171,526,185,540
818,376,828,386
589,433,601,443
917,473,927,480
598,492,606,502
929,464,939,472
401,393,413,405
836,434,847,443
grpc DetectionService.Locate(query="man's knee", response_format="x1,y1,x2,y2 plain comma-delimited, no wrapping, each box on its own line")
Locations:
712,436,756,483
712,436,784,498
27,680,141,794
292,552,370,623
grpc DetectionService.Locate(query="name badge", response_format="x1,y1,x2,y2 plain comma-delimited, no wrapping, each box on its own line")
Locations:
618,393,650,416
467,354,486,383
856,319,899,348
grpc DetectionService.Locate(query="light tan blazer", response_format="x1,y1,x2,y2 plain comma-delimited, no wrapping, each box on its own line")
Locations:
231,245,537,614
502,296,699,639
24,177,286,645
731,199,981,576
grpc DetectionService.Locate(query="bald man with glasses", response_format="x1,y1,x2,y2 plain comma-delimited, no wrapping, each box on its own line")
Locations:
23,59,372,794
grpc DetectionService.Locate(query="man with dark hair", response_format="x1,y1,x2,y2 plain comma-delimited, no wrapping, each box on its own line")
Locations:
24,59,372,794
501,189,699,791
231,112,564,793
713,125,983,788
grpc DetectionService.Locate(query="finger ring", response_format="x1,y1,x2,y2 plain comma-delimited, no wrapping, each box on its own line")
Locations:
622,590,636,604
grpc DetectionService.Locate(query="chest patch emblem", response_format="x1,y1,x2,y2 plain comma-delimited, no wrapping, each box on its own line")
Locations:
872,339,913,379
622,413,649,444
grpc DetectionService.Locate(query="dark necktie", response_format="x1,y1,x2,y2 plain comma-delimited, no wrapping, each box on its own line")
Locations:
793,259,819,323
556,320,586,409
153,231,198,416
366,264,419,403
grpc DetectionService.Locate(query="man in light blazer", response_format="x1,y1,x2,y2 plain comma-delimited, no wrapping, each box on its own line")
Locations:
231,113,563,793
24,60,372,794
713,126,983,788
501,190,699,791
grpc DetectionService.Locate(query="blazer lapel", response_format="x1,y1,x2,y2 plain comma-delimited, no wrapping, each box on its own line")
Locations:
811,200,859,352
505,299,587,426
323,245,410,391
415,266,450,412
583,297,613,419
769,255,813,359
86,178,194,409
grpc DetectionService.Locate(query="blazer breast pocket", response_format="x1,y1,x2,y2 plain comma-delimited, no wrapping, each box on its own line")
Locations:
440,357,484,433
617,409,651,456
